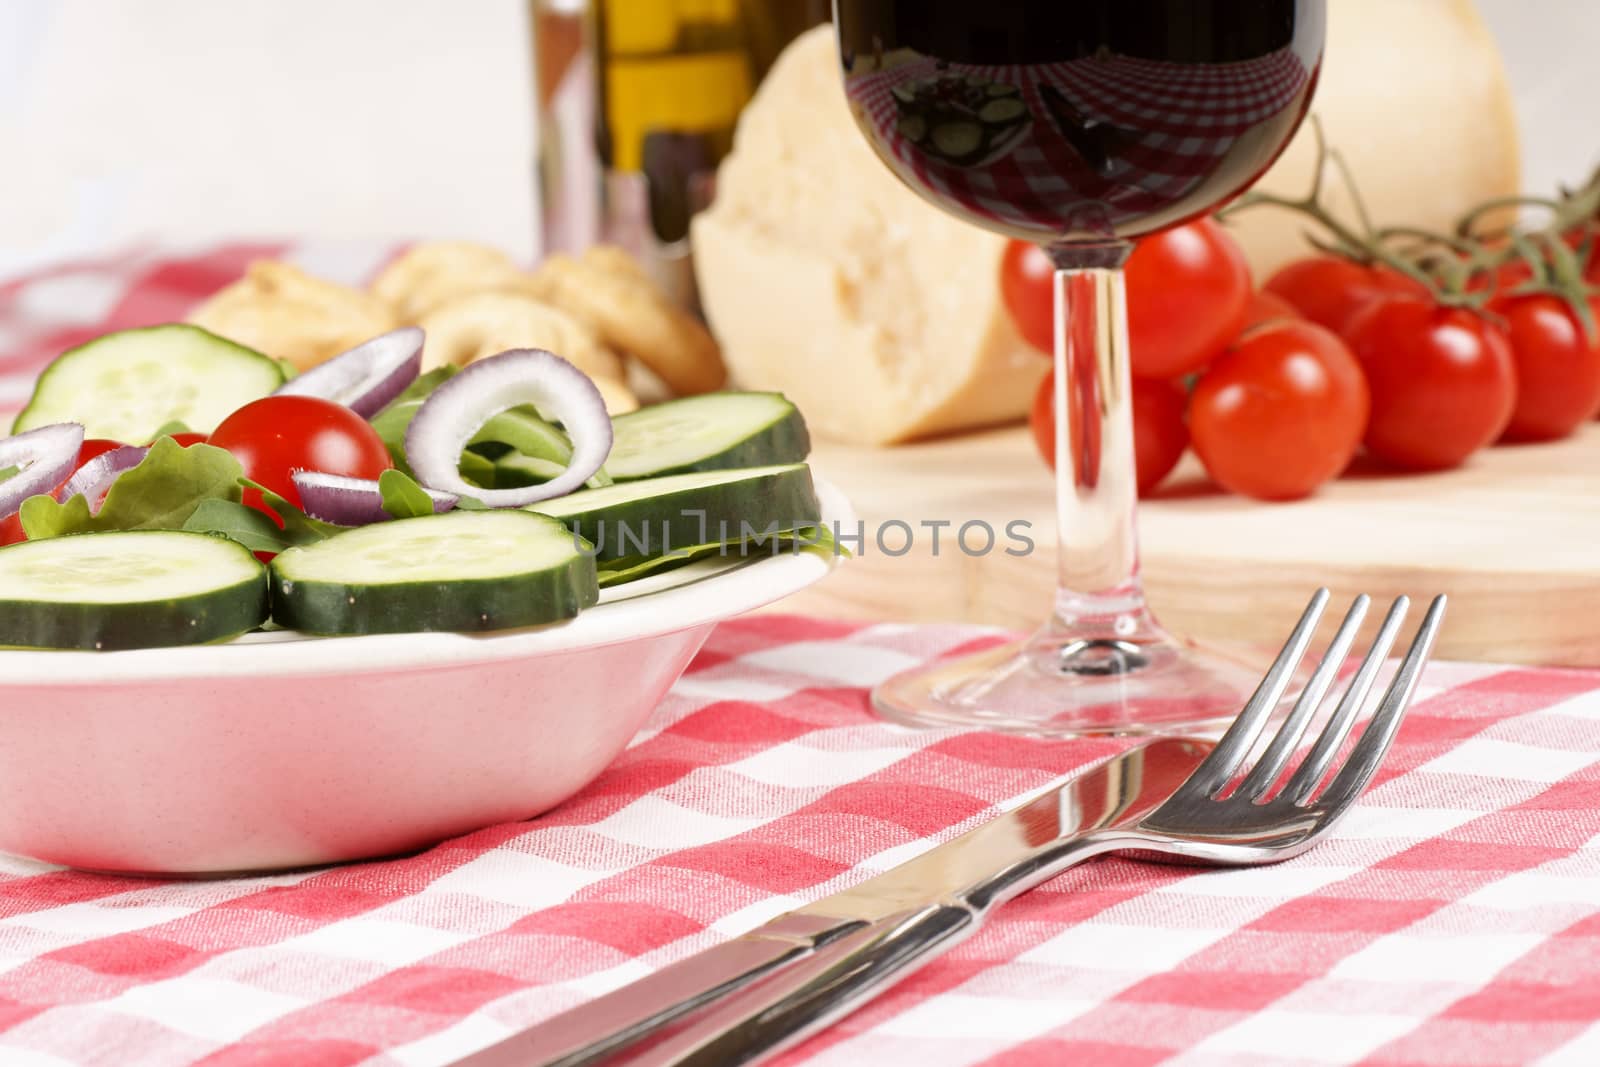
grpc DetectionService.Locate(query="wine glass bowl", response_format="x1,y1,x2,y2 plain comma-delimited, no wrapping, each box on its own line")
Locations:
837,0,1324,245
833,0,1327,735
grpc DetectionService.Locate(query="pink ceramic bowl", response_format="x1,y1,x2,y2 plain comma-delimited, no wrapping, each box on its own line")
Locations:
0,480,850,874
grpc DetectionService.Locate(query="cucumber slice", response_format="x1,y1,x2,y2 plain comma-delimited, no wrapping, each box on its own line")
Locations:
269,510,597,635
931,120,983,159
979,98,1027,124
531,463,819,561
12,325,285,442
0,531,267,650
607,393,811,481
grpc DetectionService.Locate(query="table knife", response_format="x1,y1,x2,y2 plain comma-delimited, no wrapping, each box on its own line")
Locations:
450,736,1211,1067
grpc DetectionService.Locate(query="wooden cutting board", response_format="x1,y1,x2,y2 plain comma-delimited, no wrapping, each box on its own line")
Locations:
779,424,1600,667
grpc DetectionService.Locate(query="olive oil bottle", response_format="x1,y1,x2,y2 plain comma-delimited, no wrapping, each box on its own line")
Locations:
533,0,829,308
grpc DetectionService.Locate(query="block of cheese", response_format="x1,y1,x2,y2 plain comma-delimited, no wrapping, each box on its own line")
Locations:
691,27,1043,446
1211,0,1520,277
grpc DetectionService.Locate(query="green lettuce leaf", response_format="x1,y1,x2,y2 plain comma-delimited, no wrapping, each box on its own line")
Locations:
19,438,243,539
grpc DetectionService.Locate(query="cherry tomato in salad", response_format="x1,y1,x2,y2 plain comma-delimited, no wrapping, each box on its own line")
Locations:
1264,255,1426,336
77,439,123,467
1342,296,1516,471
1029,371,1190,495
1001,218,1252,379
1125,217,1252,379
0,438,126,545
1239,290,1301,333
208,395,392,513
999,240,1055,356
1492,294,1600,442
163,432,210,448
1189,320,1368,501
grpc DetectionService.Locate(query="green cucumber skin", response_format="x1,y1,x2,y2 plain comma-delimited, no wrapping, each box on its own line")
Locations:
12,324,284,439
0,573,268,651
267,513,600,635
609,395,811,481
270,566,597,635
534,464,821,561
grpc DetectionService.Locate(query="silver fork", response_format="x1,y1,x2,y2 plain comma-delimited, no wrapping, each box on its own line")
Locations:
458,589,1446,1067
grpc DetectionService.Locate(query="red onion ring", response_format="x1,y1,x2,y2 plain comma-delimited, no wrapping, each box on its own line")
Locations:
273,327,424,417
55,445,150,515
291,471,457,526
0,423,85,520
403,349,612,507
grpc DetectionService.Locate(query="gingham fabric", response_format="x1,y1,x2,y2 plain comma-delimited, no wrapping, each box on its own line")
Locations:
843,47,1311,233
0,617,1596,1066
7,250,1600,1065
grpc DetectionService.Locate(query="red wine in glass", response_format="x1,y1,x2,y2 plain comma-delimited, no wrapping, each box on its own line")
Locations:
834,0,1326,735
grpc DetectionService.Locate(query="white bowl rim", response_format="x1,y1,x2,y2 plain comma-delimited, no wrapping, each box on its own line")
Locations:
0,477,854,684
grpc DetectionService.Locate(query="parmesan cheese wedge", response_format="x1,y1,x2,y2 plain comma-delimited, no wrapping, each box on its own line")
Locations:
692,27,1042,446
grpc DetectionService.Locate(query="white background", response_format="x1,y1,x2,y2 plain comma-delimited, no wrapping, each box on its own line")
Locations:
0,0,1593,280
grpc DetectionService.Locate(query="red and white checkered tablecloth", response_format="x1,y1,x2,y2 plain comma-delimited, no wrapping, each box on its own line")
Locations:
7,248,1600,1065
843,47,1311,235
0,618,1596,1067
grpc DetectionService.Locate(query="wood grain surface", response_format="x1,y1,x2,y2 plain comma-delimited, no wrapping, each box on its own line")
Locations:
780,424,1600,667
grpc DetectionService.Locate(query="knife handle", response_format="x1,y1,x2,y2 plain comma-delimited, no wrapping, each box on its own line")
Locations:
615,903,977,1066
612,834,1122,1066
452,913,862,1067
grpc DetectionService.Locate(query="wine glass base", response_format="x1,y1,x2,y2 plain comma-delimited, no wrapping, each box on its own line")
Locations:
872,625,1282,738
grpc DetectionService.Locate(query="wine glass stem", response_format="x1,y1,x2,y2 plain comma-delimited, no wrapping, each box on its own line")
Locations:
1047,241,1153,643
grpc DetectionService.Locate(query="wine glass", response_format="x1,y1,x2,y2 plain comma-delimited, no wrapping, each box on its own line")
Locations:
833,0,1326,735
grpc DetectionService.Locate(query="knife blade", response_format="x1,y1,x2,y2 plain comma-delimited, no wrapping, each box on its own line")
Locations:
451,736,1211,1067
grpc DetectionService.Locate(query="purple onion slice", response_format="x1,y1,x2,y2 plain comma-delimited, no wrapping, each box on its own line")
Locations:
404,348,612,507
273,327,424,417
56,445,150,515
0,423,85,521
291,471,457,527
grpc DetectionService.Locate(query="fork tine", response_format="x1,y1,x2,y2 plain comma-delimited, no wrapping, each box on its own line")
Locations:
1281,596,1409,806
1309,595,1446,813
1236,594,1370,801
1185,587,1330,797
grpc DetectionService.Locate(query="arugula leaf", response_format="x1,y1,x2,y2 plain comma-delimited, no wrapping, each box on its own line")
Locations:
596,525,846,588
19,438,243,539
243,480,345,545
378,469,437,520
182,498,291,554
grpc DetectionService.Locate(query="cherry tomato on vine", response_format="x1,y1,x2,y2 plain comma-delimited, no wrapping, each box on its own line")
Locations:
1029,371,1189,495
1124,218,1252,379
1240,290,1302,334
1189,320,1369,501
1264,255,1426,335
1000,240,1055,356
1492,294,1600,441
1342,297,1516,471
1001,218,1252,379
208,395,392,515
